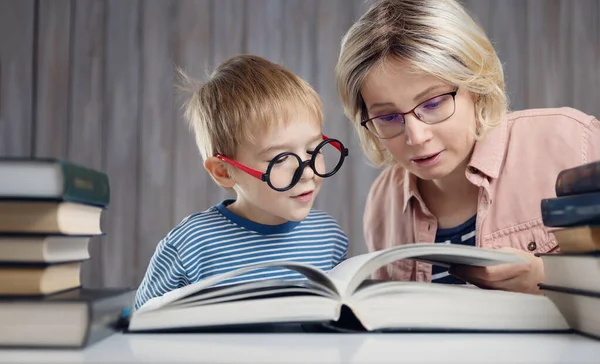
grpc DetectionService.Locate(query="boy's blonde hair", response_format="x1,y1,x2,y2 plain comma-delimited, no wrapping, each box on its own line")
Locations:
335,0,508,167
181,54,323,161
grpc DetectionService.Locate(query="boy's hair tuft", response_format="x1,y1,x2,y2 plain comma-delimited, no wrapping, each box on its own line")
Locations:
179,54,323,162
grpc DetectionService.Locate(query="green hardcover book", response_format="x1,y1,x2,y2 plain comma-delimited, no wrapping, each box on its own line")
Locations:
0,158,110,207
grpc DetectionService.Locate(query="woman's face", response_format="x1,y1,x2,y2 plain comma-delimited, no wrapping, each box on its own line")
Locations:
360,58,478,182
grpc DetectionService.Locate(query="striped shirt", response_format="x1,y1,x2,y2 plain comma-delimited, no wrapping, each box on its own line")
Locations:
431,215,477,284
134,199,348,310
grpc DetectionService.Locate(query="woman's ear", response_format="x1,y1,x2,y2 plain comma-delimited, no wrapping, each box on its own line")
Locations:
470,91,480,104
204,157,236,188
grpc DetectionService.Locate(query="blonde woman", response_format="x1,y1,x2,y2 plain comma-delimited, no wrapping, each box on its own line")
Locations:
336,0,600,294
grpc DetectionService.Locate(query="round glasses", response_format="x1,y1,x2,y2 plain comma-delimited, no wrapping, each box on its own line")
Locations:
361,88,458,139
216,136,349,192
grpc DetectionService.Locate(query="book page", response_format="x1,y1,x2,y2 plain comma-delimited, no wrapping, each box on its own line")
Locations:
326,251,385,294
135,261,339,314
329,243,527,297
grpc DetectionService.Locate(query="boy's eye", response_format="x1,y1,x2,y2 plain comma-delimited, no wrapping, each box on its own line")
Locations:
272,155,288,164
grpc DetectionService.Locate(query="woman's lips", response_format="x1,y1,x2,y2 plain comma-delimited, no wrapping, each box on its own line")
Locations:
411,151,443,167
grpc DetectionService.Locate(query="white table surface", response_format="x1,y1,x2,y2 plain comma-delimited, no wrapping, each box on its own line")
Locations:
1,332,600,363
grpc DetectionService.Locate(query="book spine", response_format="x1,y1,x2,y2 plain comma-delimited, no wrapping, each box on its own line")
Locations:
541,193,600,227
555,161,600,196
83,290,135,347
60,161,110,207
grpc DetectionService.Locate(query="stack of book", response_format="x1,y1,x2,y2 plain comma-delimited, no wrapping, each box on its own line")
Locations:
0,158,135,348
539,160,600,340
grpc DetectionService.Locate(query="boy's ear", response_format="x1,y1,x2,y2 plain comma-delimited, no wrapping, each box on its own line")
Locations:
204,157,236,188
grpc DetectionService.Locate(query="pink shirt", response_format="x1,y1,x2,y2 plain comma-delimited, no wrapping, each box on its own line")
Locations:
363,107,600,281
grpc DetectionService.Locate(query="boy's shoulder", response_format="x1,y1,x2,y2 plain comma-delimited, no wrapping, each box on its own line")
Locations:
302,209,346,232
304,208,339,222
163,203,347,251
165,203,237,250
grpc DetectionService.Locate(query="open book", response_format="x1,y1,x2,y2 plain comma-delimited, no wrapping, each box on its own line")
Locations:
128,243,570,333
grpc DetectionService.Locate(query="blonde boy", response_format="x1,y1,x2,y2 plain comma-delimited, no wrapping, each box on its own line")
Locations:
134,55,349,310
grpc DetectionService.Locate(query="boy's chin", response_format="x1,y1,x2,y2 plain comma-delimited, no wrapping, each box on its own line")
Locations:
280,205,313,222
283,211,311,222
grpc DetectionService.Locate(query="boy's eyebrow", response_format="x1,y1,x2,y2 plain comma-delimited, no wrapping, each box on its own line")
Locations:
259,133,323,156
259,143,290,156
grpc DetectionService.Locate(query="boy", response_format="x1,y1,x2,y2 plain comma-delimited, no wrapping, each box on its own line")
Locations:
134,55,349,310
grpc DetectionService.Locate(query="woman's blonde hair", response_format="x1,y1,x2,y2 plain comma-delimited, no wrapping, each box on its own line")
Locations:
335,0,508,167
180,54,323,161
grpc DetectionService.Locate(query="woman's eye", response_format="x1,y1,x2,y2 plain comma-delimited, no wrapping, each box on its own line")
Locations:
377,113,402,123
423,101,441,109
422,95,449,109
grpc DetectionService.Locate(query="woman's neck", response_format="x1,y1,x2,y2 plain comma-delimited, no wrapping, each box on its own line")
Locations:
421,160,474,198
417,158,480,228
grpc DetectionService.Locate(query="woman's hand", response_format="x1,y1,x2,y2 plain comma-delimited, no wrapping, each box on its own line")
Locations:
448,247,545,295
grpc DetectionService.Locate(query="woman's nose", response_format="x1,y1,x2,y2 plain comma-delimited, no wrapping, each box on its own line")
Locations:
404,113,433,146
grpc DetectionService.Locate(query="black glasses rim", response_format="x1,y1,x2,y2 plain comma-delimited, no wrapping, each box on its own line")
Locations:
360,89,458,139
313,138,347,178
263,138,348,191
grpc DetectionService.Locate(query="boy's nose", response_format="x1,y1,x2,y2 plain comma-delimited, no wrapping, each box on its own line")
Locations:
299,161,315,181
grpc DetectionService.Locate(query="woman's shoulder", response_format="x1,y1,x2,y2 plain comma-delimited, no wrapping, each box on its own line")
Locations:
506,107,597,129
503,107,599,158
368,164,406,196
364,164,410,216
496,106,600,191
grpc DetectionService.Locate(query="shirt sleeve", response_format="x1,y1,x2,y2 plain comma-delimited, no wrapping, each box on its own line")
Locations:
363,168,392,280
585,116,600,163
134,238,187,310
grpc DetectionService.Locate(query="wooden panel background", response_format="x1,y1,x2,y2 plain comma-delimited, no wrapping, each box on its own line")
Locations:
0,0,598,288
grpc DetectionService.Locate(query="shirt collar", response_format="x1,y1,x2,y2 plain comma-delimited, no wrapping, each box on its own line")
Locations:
402,169,419,212
402,119,508,212
467,119,507,179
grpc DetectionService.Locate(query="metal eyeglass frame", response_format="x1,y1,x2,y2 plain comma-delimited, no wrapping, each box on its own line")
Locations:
360,88,459,140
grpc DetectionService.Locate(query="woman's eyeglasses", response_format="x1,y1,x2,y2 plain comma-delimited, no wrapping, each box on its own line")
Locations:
361,88,459,139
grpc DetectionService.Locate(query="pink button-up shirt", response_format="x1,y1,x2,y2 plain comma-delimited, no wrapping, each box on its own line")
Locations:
363,107,600,281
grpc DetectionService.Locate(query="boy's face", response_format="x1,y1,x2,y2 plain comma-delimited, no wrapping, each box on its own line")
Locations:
228,110,324,225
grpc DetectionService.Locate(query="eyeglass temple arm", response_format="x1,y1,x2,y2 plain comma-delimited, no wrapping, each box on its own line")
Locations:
215,154,265,181
322,135,344,152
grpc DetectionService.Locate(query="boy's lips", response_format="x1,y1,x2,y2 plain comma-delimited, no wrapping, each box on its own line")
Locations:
291,190,314,202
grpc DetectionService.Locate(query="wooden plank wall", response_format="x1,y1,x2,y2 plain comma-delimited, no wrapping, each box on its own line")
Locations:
0,0,598,288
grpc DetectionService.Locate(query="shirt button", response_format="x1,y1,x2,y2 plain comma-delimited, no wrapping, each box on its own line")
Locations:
527,241,537,251
469,166,479,174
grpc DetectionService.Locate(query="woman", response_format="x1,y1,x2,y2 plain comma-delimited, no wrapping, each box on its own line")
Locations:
335,0,600,294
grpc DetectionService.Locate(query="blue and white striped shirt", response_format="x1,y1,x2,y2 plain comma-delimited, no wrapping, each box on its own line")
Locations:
134,199,348,310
